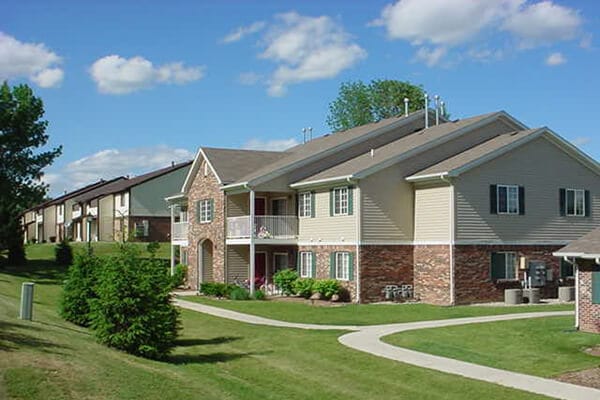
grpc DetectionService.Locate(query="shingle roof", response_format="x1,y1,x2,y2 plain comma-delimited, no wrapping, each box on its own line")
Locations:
292,112,501,185
202,147,288,184
407,128,541,179
554,227,600,257
72,161,192,203
44,179,112,207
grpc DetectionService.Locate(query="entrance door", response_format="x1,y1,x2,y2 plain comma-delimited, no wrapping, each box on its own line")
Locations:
271,198,287,215
255,252,266,285
254,198,266,215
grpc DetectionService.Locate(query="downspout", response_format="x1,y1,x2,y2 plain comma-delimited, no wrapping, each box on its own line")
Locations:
346,176,361,303
563,256,578,328
440,173,455,305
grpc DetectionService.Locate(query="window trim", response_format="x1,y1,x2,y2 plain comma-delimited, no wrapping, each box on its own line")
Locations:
497,184,519,215
299,251,313,278
199,199,212,223
565,188,585,217
298,192,312,218
335,251,350,281
333,186,349,216
490,251,517,281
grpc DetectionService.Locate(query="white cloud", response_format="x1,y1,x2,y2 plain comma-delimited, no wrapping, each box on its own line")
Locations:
580,33,592,49
0,32,64,88
572,137,590,146
45,145,194,195
238,72,262,85
243,138,299,151
258,12,366,96
89,55,205,94
413,46,448,67
502,1,581,48
545,52,566,66
221,21,266,44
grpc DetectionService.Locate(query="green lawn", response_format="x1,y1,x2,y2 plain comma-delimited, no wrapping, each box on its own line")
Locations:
0,260,554,399
181,295,573,326
384,317,600,378
25,241,171,260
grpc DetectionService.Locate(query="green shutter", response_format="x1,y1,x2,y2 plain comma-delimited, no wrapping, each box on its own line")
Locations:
329,189,334,216
490,185,498,214
585,190,591,217
593,271,600,304
311,251,316,278
348,186,354,215
209,198,214,222
348,252,354,279
329,252,336,278
195,200,200,223
560,259,573,278
490,252,506,280
310,191,316,218
559,188,566,216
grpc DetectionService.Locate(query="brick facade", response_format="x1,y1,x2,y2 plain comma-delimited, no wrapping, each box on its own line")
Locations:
359,245,413,303
129,216,171,242
298,245,357,301
578,260,600,334
413,245,452,305
186,162,226,290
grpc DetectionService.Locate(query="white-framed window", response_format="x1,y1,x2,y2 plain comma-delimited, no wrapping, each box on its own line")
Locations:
119,193,126,207
491,252,517,280
134,220,149,237
298,192,312,218
335,252,350,281
273,252,289,274
333,187,349,216
199,199,212,223
57,205,63,216
299,251,313,278
497,185,519,214
566,189,585,216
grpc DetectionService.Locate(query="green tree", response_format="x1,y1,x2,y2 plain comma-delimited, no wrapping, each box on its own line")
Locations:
326,79,426,132
0,82,62,264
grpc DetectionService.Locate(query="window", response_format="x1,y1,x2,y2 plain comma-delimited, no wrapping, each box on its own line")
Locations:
298,252,313,278
560,258,574,278
333,252,351,281
298,192,313,218
332,187,349,216
498,185,519,214
566,189,585,216
273,253,289,274
198,199,213,223
491,252,517,280
134,220,149,237
181,249,188,265
272,198,287,216
118,193,126,207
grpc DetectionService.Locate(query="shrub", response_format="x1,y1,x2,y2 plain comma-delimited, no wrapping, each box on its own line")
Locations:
54,239,73,266
293,278,315,298
171,263,187,288
273,269,299,295
146,241,160,257
200,282,236,297
89,245,179,360
313,279,341,299
59,250,102,327
229,286,250,301
252,289,266,300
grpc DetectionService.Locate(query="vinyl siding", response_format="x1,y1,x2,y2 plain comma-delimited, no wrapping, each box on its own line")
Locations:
43,206,56,240
455,136,600,243
298,187,357,243
414,183,452,242
98,196,114,241
227,193,249,217
226,245,249,283
130,165,190,217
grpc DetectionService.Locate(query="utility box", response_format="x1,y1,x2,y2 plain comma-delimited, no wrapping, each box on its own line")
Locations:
528,261,547,287
19,282,34,320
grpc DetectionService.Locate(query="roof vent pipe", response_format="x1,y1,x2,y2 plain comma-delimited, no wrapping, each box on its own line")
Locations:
302,127,313,143
424,93,429,129
440,101,446,121
434,95,440,126
404,97,409,117
370,149,374,158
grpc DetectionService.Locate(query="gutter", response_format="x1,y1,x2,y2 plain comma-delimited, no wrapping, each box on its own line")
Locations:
290,175,355,189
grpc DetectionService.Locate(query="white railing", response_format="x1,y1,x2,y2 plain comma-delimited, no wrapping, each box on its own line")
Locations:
57,213,64,224
172,222,188,241
87,206,98,217
72,208,82,219
227,215,297,239
35,214,43,223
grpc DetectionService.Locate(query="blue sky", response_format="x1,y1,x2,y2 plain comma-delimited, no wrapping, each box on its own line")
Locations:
2,0,599,196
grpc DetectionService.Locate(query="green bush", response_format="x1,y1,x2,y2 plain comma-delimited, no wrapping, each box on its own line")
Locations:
146,241,160,257
59,250,102,327
273,269,299,296
54,239,73,266
229,286,250,301
200,282,236,297
171,263,187,288
252,289,266,300
89,245,179,360
313,279,341,299
293,278,315,298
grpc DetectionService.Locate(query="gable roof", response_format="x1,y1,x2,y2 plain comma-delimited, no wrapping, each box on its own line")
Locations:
290,111,521,188
72,161,191,203
22,179,114,214
407,127,600,182
554,227,600,259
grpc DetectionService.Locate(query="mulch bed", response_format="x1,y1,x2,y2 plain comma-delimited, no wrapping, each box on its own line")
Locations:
265,295,348,307
555,346,600,389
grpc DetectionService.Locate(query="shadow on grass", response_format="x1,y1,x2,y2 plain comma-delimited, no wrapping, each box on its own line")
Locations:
167,350,271,365
0,320,68,353
174,336,241,347
1,260,67,285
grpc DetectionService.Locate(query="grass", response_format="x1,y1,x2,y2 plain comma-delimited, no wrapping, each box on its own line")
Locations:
0,256,556,399
181,295,574,326
383,317,600,378
25,241,171,260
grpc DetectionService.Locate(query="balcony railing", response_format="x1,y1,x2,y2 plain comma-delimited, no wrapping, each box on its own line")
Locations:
227,215,298,239
35,214,43,223
72,209,82,219
172,222,188,241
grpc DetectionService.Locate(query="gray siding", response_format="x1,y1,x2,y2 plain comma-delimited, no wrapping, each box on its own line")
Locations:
130,165,190,217
455,136,600,243
226,245,249,283
227,193,249,217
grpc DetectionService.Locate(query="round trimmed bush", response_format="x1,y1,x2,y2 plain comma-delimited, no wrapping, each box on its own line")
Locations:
293,278,315,298
229,286,250,300
273,269,299,296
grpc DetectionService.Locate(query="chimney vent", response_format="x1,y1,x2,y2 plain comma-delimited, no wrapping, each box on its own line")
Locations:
171,161,175,167
370,149,374,158
404,98,409,117
424,93,429,129
434,95,440,126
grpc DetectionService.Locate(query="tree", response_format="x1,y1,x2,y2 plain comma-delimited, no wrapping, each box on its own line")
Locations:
326,79,426,132
0,82,62,264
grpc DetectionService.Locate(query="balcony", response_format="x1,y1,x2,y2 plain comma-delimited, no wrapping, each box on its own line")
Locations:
35,214,43,223
57,213,64,224
172,222,188,242
87,206,98,217
227,215,298,241
72,208,82,219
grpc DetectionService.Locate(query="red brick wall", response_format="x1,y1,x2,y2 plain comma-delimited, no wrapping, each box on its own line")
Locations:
453,245,565,304
414,245,451,305
360,245,413,303
298,245,357,301
578,260,600,334
129,216,171,242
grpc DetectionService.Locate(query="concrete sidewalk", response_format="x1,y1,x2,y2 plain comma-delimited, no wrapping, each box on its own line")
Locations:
176,298,600,400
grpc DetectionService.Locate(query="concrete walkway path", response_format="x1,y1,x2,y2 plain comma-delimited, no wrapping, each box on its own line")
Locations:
175,299,600,400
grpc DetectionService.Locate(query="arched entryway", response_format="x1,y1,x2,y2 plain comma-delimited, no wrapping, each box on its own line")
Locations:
198,239,214,287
